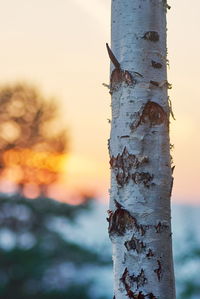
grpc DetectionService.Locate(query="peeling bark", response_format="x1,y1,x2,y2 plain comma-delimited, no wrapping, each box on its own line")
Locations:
168,96,176,120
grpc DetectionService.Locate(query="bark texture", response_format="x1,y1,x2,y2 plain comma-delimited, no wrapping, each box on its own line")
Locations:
108,1,176,298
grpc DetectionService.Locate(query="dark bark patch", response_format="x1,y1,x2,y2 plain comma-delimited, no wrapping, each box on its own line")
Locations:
125,236,146,253
120,267,133,297
108,203,146,237
150,80,172,89
143,31,159,42
151,60,162,69
141,102,166,125
110,68,135,92
150,80,160,87
132,269,147,289
120,135,130,138
110,147,149,187
120,268,147,297
108,206,137,236
136,101,167,128
155,222,169,233
154,260,162,281
146,249,154,259
131,101,168,131
132,172,154,188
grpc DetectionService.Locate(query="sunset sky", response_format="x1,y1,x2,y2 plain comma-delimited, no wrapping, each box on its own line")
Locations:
0,0,199,204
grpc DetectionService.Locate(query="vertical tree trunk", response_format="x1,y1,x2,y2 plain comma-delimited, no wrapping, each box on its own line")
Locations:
107,1,176,298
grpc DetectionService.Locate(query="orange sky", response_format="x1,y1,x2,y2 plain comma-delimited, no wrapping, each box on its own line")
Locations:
0,0,199,204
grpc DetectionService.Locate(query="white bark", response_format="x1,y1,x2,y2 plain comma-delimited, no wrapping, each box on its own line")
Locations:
108,1,176,298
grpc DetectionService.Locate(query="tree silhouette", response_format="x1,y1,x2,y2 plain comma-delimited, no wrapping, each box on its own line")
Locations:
0,83,68,197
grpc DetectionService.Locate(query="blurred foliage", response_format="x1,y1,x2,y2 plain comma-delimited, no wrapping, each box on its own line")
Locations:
0,196,110,299
0,83,68,197
0,83,110,298
175,229,200,299
0,195,200,299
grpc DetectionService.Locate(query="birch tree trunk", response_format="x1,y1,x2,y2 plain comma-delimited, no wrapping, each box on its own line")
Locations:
107,1,176,298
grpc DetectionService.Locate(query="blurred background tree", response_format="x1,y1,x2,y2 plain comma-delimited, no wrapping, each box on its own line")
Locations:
0,196,111,299
0,83,68,198
0,84,111,299
0,83,112,299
